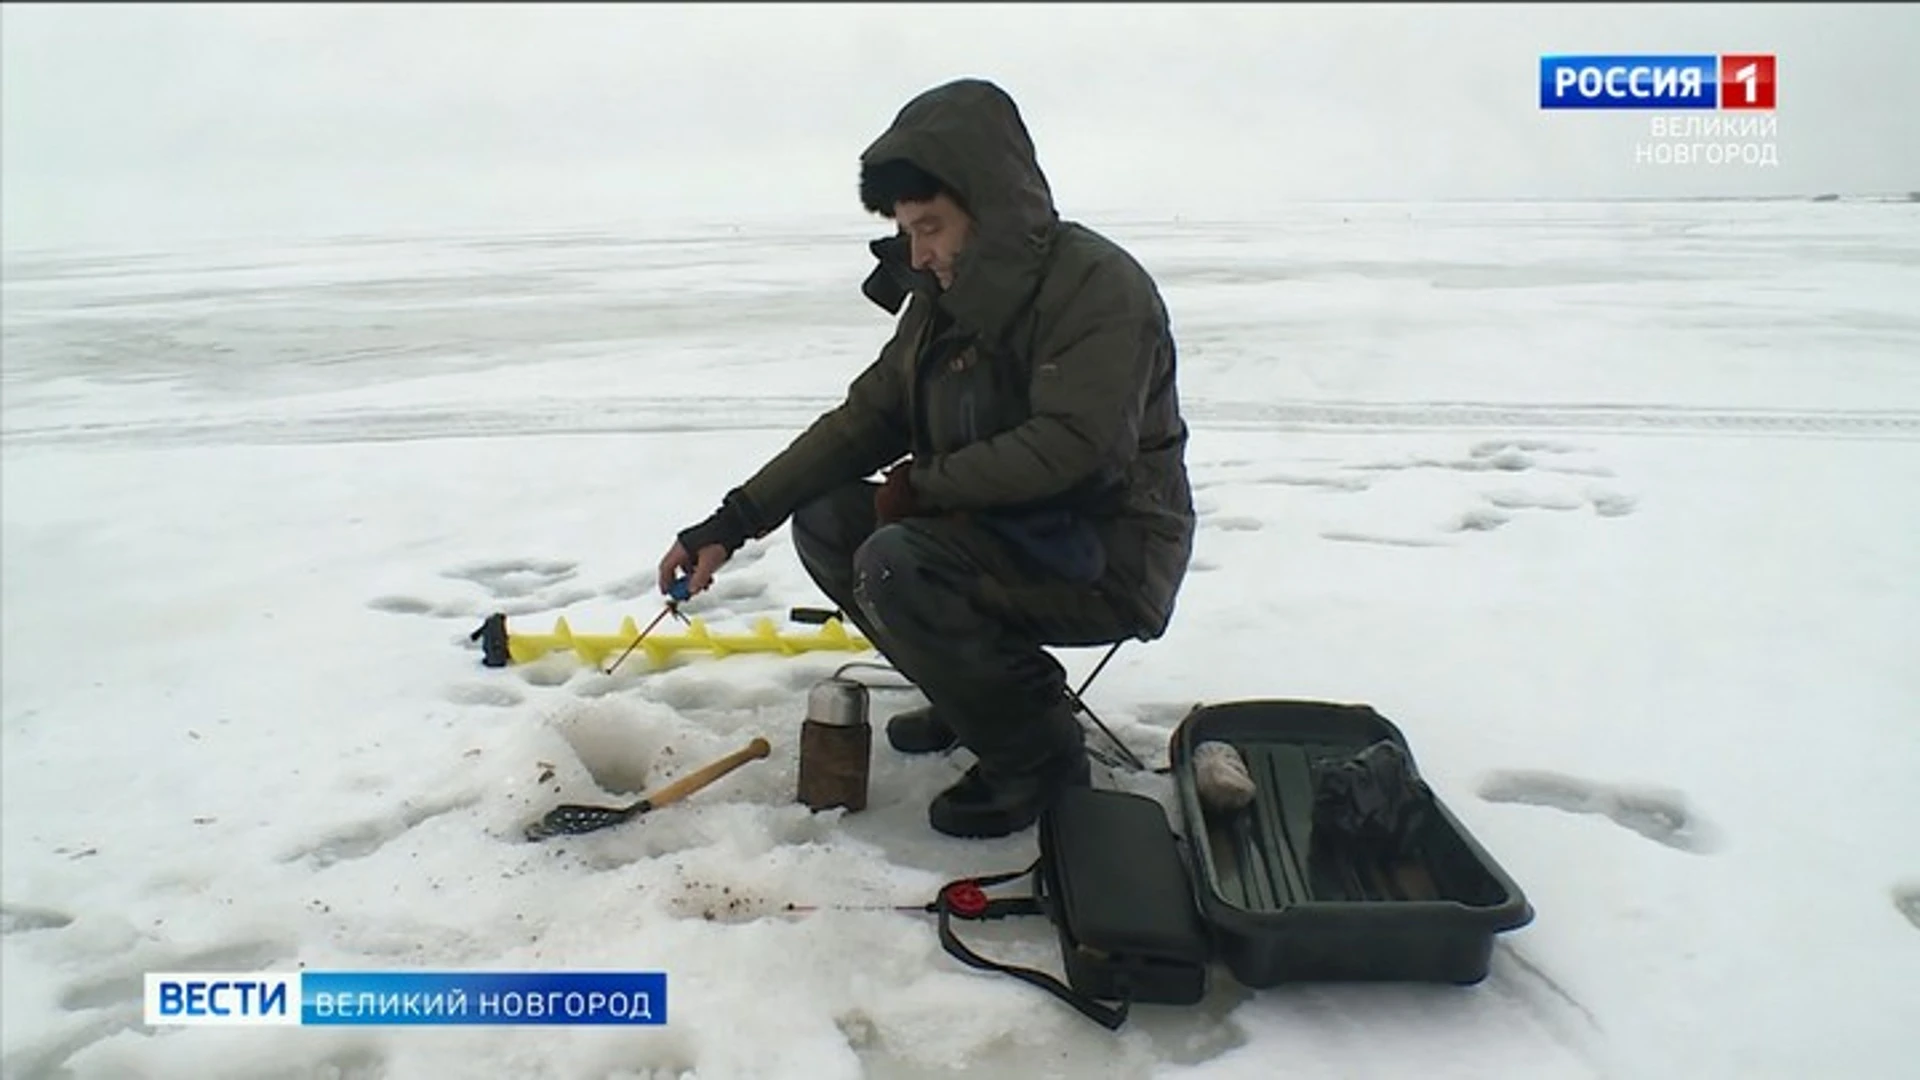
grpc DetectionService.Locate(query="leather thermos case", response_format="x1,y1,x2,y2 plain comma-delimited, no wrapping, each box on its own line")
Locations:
798,676,870,812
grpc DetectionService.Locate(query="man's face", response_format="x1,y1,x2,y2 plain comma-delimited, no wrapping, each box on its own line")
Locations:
895,193,971,290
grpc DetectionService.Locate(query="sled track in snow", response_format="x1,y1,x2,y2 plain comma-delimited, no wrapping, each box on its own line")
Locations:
6,396,1920,449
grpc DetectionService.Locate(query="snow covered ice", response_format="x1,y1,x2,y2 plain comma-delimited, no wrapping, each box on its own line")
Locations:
4,200,1919,1079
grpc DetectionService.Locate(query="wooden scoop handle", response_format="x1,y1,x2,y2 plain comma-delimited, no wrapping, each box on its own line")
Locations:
643,737,772,811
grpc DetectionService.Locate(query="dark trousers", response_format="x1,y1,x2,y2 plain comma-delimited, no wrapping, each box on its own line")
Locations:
791,480,1137,771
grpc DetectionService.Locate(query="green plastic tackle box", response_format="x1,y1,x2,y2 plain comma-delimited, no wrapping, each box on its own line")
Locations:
1167,700,1534,987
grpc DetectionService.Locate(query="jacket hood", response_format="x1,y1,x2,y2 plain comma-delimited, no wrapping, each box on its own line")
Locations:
858,79,1060,340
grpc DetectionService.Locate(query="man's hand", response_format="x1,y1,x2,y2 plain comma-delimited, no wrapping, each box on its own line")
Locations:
875,460,923,524
665,487,762,599
658,540,729,599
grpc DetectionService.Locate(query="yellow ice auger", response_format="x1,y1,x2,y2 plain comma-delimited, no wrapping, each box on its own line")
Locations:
470,608,871,672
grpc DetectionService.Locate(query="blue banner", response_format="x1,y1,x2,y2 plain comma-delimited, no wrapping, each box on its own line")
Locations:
300,971,667,1026
1540,55,1719,109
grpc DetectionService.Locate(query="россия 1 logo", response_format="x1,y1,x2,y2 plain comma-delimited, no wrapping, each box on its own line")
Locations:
1539,53,1780,169
1539,54,1776,110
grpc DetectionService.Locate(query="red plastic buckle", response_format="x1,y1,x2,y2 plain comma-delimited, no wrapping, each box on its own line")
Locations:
941,881,989,919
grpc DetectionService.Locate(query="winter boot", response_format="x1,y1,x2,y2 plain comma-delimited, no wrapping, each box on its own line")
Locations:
885,704,960,754
927,741,1092,839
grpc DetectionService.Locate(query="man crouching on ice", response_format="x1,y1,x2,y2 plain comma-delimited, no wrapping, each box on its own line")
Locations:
657,78,1196,839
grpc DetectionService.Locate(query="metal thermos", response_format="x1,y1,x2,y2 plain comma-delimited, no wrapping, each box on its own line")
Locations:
797,676,871,812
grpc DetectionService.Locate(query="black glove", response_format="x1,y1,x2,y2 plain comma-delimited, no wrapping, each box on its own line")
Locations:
676,488,765,557
1308,740,1434,861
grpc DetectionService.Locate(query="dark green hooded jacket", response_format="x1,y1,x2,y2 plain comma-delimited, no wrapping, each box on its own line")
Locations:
728,79,1195,639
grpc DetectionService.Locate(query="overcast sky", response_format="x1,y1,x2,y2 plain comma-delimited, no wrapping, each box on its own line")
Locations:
3,3,1916,250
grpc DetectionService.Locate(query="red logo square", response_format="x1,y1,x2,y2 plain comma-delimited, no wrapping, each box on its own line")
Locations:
1720,54,1776,109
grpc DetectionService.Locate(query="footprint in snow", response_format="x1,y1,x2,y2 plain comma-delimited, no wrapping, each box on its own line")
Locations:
5,937,295,1080
280,795,479,869
1892,886,1920,932
699,573,775,608
1209,516,1265,533
601,572,659,602
515,658,576,688
443,558,579,600
1485,490,1586,512
1478,769,1719,854
0,902,75,935
445,681,525,707
58,938,289,1012
360,557,601,621
474,588,599,618
372,588,595,620
1354,451,1536,475
1253,471,1372,493
2,1013,137,1080
1589,490,1638,517
1467,446,1537,472
570,673,631,699
1471,438,1586,457
374,594,501,618
1320,530,1450,549
646,671,797,715
1195,472,1371,495
1451,507,1513,532
368,595,435,615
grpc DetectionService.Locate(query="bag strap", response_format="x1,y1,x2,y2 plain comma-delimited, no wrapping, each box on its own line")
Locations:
933,860,1132,1031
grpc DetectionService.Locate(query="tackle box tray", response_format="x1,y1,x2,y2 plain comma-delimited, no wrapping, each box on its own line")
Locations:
1168,700,1533,987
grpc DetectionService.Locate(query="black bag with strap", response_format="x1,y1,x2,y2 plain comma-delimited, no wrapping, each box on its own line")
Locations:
935,787,1212,1030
